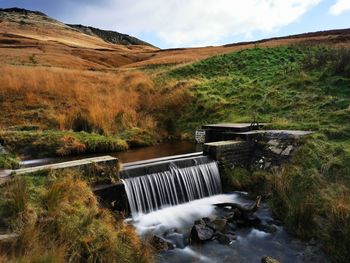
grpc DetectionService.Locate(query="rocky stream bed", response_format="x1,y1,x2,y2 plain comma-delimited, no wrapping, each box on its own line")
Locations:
130,192,329,263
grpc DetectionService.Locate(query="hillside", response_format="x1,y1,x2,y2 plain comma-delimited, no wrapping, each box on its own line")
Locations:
158,45,350,262
0,8,350,150
166,46,350,133
0,8,154,48
126,28,350,68
0,8,349,140
1,8,350,70
0,7,157,70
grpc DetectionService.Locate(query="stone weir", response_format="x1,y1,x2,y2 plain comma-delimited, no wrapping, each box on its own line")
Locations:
95,124,313,214
1,123,313,215
94,152,221,214
198,123,313,170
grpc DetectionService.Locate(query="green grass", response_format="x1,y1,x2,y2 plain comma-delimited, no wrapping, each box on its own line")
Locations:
162,45,350,262
221,167,268,193
0,154,19,169
120,127,158,147
167,46,350,134
0,130,129,159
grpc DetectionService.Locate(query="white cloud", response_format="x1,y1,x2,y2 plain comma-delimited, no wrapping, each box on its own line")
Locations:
73,0,322,47
329,0,350,15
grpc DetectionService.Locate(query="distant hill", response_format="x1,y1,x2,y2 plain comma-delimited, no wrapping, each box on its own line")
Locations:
0,7,155,48
67,24,155,47
0,7,349,69
0,7,47,17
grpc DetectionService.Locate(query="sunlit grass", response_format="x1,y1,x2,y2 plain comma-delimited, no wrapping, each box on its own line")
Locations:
0,171,154,262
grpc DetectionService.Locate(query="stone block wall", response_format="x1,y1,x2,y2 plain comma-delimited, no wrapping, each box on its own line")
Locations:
203,140,255,168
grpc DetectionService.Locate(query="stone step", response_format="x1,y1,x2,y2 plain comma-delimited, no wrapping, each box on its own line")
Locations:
202,123,268,132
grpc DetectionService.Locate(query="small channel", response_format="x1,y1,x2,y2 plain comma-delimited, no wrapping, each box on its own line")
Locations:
20,140,201,168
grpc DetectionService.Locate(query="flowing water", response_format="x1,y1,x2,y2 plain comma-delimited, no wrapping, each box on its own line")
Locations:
122,159,328,263
131,193,329,263
123,161,222,216
17,138,329,262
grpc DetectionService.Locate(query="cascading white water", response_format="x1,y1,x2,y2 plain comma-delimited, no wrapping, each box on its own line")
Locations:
122,161,222,217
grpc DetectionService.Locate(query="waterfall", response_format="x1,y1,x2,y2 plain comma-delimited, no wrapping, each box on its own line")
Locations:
122,161,222,217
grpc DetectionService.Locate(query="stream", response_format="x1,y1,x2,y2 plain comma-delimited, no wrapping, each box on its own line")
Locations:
20,140,200,167
131,192,329,263
18,141,329,262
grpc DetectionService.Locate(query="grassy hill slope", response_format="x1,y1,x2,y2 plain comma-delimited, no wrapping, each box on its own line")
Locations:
167,46,350,134
161,45,350,262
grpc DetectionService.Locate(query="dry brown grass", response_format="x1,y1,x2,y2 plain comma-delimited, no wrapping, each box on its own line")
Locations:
0,64,192,137
0,172,154,263
1,16,349,139
0,65,155,133
0,32,154,71
124,34,350,68
321,186,350,262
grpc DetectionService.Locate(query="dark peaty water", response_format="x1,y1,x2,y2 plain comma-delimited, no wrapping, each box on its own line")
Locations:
20,141,200,167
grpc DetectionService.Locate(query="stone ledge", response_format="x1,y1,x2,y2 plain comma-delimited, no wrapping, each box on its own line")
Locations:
204,140,253,150
12,156,118,175
0,233,19,242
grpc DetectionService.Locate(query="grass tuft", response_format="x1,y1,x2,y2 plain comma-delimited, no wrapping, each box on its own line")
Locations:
0,171,153,263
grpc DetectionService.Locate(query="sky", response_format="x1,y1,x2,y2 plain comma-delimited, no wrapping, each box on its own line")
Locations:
0,0,349,48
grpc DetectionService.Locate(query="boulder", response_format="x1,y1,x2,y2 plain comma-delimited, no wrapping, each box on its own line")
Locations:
207,218,227,232
257,224,278,233
190,221,214,243
165,232,188,249
245,214,261,227
281,145,294,156
223,211,235,219
150,235,174,251
269,146,283,155
194,219,205,225
215,232,236,245
264,161,272,169
225,222,237,233
267,140,279,146
202,217,211,224
261,256,281,263
236,219,247,227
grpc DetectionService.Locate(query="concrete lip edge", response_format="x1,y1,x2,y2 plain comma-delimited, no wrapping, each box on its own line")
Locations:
122,151,204,168
12,155,117,175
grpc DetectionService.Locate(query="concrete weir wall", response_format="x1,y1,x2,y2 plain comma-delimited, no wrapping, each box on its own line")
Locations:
94,142,256,212
93,144,257,212
203,140,254,168
93,182,128,211
94,153,212,211
120,152,207,178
